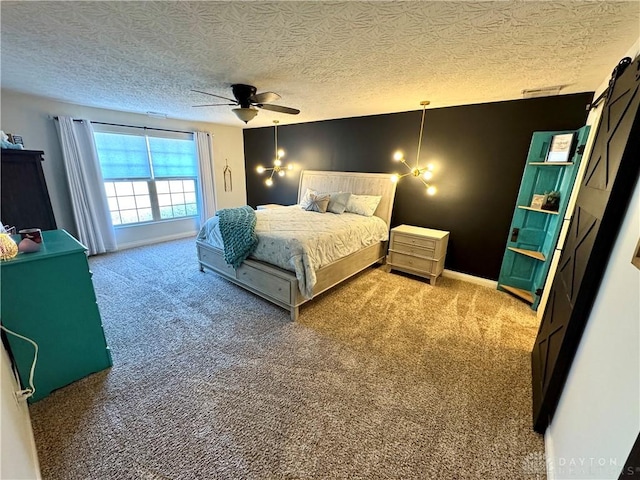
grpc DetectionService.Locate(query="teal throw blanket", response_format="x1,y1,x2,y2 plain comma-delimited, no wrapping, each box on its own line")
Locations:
216,206,258,269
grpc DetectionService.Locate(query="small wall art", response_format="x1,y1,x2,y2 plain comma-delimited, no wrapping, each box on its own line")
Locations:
530,194,546,209
223,159,232,192
11,134,24,146
546,133,575,163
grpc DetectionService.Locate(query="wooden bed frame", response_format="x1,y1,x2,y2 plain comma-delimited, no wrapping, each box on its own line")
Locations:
196,170,397,320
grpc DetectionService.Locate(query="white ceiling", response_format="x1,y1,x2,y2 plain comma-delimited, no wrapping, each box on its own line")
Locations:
1,1,638,128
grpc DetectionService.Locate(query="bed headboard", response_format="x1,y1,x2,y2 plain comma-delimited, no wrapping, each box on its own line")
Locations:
297,170,397,227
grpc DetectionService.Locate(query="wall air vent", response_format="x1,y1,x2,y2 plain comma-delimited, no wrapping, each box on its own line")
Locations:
146,111,168,119
522,85,565,99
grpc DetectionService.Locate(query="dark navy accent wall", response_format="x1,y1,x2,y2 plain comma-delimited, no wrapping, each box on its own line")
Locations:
243,93,593,280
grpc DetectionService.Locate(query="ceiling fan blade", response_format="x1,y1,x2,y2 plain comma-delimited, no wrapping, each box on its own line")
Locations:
192,103,236,107
191,89,237,103
258,104,300,115
251,91,281,104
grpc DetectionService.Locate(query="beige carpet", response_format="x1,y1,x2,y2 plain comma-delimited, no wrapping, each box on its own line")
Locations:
29,238,545,479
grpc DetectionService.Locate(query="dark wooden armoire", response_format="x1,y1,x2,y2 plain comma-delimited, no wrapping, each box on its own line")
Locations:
1,149,57,231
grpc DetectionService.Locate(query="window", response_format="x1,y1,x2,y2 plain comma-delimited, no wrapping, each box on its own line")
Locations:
93,127,199,226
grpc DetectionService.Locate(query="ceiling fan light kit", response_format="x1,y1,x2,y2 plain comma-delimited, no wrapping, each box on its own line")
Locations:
391,100,438,196
192,83,300,124
233,107,258,123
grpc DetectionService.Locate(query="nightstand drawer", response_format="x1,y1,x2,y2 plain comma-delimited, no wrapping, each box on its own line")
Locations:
388,251,433,272
391,243,435,259
392,232,436,250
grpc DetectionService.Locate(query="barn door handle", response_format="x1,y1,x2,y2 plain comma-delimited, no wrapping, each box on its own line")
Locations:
511,228,520,242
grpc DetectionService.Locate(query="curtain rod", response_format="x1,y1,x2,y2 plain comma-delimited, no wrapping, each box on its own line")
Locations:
92,121,194,135
50,116,198,135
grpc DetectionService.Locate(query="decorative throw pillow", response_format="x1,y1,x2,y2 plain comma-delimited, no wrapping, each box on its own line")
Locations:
299,188,317,209
345,194,382,217
304,193,330,213
325,192,352,214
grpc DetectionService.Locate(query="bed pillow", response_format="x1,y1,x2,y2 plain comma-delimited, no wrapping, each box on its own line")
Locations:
299,188,317,209
324,192,352,214
345,194,382,217
304,192,331,213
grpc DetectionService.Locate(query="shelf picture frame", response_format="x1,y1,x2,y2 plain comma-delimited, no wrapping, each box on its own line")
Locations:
530,194,546,210
546,133,575,163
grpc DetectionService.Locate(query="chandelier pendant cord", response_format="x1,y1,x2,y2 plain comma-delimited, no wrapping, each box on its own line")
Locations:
274,121,278,160
268,121,279,182
416,103,427,169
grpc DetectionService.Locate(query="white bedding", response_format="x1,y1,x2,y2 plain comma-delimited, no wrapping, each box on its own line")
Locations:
197,205,389,298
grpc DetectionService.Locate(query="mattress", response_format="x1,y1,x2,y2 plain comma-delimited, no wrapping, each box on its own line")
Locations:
197,205,389,298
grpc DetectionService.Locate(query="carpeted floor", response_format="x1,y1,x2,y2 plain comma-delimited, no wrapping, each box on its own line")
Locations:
29,238,545,479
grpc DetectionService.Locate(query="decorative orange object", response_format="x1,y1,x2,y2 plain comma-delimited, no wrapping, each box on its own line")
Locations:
0,233,19,260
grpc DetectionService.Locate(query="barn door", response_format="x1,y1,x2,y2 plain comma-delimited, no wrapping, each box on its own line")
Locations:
531,55,640,433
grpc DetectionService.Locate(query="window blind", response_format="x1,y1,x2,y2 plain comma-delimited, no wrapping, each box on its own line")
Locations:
94,132,151,180
148,137,198,178
94,130,197,180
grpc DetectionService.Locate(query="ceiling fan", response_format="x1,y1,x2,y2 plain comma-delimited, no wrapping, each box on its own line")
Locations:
192,84,300,123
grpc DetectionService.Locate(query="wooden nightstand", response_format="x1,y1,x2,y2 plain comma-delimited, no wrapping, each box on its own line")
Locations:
387,225,450,284
256,204,286,210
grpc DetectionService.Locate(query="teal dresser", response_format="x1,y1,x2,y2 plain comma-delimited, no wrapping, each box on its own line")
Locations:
1,230,112,402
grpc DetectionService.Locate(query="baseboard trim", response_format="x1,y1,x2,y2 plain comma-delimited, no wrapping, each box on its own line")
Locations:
442,269,498,289
115,231,197,251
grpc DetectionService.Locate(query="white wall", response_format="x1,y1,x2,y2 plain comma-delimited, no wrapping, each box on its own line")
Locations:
545,39,640,480
0,345,40,479
0,90,247,247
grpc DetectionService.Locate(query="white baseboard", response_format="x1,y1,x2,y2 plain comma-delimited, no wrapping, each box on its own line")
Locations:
442,269,498,289
115,231,197,251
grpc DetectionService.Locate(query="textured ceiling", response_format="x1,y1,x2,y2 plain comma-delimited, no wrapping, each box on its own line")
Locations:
1,1,638,128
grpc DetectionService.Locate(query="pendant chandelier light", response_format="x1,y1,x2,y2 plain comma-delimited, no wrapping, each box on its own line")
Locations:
256,120,292,187
391,100,437,196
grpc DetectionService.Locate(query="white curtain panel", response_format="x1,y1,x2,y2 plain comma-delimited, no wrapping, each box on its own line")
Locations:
195,131,217,224
56,116,117,255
